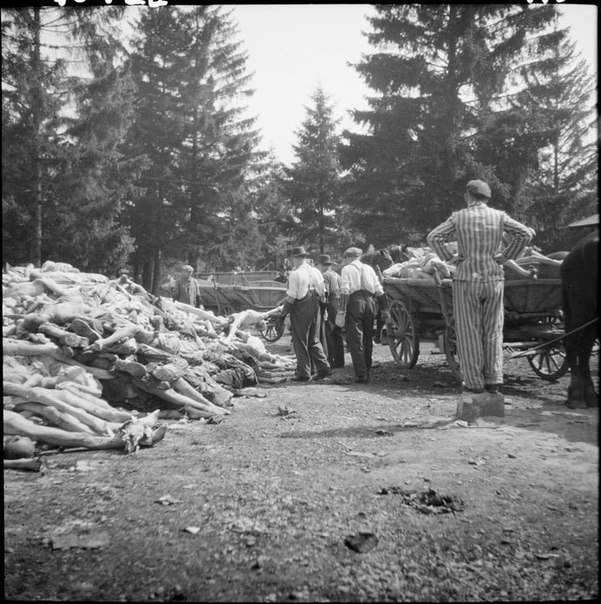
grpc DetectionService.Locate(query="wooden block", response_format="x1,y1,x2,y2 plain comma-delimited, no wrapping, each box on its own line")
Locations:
456,392,504,422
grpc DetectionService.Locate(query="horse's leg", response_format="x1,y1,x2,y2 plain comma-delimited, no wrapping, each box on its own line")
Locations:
374,310,383,343
565,331,585,408
580,328,598,407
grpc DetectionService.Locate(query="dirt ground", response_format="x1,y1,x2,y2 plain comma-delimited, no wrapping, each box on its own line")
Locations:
4,333,599,602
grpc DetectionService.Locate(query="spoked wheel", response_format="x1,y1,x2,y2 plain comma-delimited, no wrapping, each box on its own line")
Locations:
525,315,569,381
527,344,569,380
443,324,463,382
258,316,286,343
387,299,420,368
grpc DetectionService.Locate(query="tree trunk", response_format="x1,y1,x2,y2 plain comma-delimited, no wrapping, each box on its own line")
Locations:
32,8,43,267
152,247,162,296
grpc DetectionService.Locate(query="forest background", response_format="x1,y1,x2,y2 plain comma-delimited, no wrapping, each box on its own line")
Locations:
2,2,598,294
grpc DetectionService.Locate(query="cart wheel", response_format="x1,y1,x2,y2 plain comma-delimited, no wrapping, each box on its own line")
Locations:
527,344,569,380
387,300,420,368
259,316,286,343
443,325,463,382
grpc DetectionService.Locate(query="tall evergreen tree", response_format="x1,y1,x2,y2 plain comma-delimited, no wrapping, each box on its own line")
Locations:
124,7,189,289
125,6,262,289
341,3,559,245
284,86,346,253
2,7,135,270
514,19,597,250
3,7,66,266
251,155,297,270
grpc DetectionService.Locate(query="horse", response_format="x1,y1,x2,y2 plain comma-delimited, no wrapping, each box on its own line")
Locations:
360,244,410,343
360,245,394,276
560,230,599,408
361,244,410,275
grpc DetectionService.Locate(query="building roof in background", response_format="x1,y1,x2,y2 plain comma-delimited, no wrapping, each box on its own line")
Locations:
566,214,599,228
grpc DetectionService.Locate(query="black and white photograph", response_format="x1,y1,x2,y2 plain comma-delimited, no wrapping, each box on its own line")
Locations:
3,1,598,601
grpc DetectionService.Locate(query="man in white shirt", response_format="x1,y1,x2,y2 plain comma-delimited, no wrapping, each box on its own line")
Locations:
336,247,391,383
282,246,332,382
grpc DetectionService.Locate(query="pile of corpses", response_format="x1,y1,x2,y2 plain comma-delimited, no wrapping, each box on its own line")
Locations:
382,245,564,283
3,261,295,470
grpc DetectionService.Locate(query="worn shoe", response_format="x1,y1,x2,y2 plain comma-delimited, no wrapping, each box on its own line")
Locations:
355,376,369,384
485,384,501,394
314,369,333,380
290,375,310,382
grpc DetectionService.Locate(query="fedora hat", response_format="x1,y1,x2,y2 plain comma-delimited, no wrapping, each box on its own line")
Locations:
290,246,310,257
318,254,337,265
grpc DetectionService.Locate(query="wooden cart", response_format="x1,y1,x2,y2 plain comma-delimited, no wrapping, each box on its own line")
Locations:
383,277,568,382
198,279,288,342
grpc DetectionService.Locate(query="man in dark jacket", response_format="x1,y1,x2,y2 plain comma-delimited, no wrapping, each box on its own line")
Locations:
318,254,345,369
172,264,203,308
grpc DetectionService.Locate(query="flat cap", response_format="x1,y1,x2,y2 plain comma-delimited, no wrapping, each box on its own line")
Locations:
182,264,194,271
343,247,363,258
466,179,491,198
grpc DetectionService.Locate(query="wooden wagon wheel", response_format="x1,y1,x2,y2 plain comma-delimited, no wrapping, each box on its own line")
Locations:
387,299,420,368
258,316,286,343
436,284,463,382
442,324,463,382
526,315,569,380
527,345,569,380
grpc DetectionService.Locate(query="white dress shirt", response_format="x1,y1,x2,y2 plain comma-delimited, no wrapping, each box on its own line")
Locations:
287,262,326,300
340,259,384,297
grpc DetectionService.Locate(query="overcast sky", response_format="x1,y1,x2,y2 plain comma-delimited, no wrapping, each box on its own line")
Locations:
231,4,598,166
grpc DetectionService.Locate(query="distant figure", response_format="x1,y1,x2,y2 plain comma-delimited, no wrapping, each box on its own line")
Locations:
275,261,290,284
317,254,345,369
172,264,203,308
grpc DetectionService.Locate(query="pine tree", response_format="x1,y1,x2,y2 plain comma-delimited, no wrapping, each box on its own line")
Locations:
284,86,346,253
125,6,262,289
2,6,136,270
515,20,597,250
3,8,65,266
123,7,190,289
341,3,559,244
251,155,297,270
178,6,264,271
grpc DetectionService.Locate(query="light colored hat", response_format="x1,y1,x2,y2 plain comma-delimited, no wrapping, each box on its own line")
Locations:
466,179,491,198
182,264,194,271
343,247,362,258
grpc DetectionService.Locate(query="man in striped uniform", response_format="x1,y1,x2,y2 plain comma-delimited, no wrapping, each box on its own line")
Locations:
336,247,391,383
282,246,332,382
427,180,533,394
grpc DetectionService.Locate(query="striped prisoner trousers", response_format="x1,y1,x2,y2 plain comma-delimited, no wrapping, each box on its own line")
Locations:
452,280,504,391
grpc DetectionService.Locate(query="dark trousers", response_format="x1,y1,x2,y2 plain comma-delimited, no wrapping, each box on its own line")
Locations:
324,302,345,368
290,292,330,379
345,291,376,380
